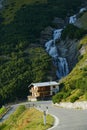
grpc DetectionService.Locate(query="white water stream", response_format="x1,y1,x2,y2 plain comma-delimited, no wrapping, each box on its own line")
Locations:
45,7,87,79
45,29,69,79
0,0,3,9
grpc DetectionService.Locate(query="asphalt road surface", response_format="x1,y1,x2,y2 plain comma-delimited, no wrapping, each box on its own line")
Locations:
0,101,87,130
29,101,87,130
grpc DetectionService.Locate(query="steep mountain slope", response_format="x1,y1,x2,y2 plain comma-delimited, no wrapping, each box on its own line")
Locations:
52,5,87,103
75,12,87,29
2,0,47,24
53,35,87,103
0,0,86,106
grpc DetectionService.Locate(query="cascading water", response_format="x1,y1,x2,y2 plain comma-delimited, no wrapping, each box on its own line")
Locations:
45,29,69,79
79,7,86,13
53,29,63,43
69,15,77,24
55,57,69,79
45,7,87,79
0,0,3,9
69,7,87,24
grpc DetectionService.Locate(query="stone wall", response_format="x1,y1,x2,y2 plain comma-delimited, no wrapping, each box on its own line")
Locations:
54,101,87,110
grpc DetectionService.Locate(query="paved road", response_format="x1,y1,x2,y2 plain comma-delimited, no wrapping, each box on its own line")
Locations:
0,105,17,122
0,101,87,130
36,101,87,130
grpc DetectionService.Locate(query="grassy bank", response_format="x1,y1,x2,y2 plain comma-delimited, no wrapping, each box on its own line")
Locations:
0,106,11,119
53,36,87,103
0,105,54,130
0,106,7,119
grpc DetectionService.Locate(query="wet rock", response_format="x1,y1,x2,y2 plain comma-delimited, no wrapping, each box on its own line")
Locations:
79,44,87,55
56,38,79,71
40,26,53,45
52,17,65,28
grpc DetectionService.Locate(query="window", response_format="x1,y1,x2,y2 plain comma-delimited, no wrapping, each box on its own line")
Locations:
53,86,55,88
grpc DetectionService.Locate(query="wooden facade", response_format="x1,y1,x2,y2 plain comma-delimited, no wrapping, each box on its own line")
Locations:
28,81,59,101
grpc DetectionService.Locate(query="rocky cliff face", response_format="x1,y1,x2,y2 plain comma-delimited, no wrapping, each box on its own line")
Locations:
75,12,87,30
52,17,65,28
40,26,54,45
40,5,87,79
40,26,80,75
79,44,87,55
56,38,79,71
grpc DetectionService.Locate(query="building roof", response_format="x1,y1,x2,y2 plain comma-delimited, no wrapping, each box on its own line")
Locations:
29,81,59,88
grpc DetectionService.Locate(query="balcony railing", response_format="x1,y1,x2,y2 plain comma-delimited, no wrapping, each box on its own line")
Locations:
30,88,50,93
36,92,50,97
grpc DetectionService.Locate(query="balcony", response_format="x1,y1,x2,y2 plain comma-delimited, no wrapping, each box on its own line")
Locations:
30,87,50,93
36,91,51,97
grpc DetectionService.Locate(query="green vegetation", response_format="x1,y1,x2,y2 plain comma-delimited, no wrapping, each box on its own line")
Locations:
0,106,6,116
61,24,87,40
2,0,47,24
0,47,51,106
75,12,87,30
0,0,84,106
53,36,87,103
2,0,83,24
0,105,54,130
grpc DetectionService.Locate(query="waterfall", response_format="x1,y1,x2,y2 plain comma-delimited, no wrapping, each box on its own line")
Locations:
53,29,63,43
0,0,3,9
55,57,69,79
69,7,87,24
45,40,58,58
45,29,69,79
69,15,77,24
79,7,86,13
45,7,87,79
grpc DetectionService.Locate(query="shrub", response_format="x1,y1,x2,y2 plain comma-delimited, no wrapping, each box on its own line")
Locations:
85,92,87,100
61,24,87,40
52,92,63,103
77,90,84,97
63,90,71,99
59,83,65,91
78,55,83,61
0,106,6,115
70,95,79,103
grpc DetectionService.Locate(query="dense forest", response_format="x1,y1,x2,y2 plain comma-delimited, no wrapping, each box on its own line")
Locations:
0,0,85,106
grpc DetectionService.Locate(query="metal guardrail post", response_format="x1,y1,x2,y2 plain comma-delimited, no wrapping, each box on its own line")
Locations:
43,111,46,125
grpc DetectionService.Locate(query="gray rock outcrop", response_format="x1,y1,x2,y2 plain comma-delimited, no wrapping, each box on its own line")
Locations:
55,101,87,110
56,38,79,71
79,44,87,55
40,26,53,45
52,17,65,28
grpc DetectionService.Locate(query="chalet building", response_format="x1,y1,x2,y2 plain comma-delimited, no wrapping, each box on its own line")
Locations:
27,81,59,101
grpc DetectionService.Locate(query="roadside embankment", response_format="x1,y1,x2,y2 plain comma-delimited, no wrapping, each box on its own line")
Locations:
0,106,11,120
54,101,87,109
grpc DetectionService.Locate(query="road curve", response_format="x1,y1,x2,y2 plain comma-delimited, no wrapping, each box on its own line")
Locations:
0,101,87,130
37,101,87,130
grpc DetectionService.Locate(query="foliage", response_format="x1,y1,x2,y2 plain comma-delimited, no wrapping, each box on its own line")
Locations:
0,47,51,106
0,0,84,106
2,0,83,24
0,106,6,115
61,24,87,40
52,36,87,103
0,105,26,130
52,92,64,103
0,107,54,130
85,92,87,100
76,12,87,30
70,95,79,103
80,35,87,45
